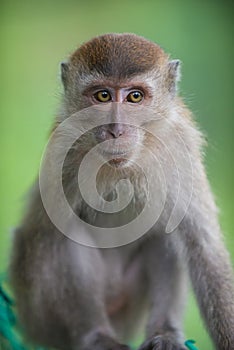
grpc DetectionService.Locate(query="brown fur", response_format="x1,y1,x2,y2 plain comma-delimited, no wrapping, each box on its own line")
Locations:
70,33,168,79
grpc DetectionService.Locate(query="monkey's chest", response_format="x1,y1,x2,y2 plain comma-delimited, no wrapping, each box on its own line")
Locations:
103,249,144,316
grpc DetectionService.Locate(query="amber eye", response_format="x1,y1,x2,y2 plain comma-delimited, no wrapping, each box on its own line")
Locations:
95,90,111,102
127,91,143,103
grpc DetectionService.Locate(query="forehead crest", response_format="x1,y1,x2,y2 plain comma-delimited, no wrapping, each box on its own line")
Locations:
70,33,168,79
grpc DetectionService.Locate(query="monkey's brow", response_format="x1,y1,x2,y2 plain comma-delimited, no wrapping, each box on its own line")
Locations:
82,84,112,95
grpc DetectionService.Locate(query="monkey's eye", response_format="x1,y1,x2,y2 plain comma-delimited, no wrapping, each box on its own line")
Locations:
94,90,111,103
127,91,143,103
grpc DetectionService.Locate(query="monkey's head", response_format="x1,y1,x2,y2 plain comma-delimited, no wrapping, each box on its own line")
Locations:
60,33,180,169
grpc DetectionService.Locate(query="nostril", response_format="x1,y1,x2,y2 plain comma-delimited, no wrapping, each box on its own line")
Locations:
109,130,122,138
108,124,124,138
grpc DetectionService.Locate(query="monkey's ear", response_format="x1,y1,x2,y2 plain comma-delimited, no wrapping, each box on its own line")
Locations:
167,59,181,95
61,62,70,90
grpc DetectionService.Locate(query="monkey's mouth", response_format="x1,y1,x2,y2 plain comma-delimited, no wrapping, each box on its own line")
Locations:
102,150,131,167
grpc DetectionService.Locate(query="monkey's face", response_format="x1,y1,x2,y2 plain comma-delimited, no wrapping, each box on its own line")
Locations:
61,73,179,170
60,34,180,169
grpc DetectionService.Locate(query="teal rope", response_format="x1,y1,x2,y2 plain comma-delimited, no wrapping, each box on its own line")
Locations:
185,339,199,350
0,284,27,350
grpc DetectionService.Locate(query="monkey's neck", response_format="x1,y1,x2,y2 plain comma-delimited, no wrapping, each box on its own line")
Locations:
77,165,149,228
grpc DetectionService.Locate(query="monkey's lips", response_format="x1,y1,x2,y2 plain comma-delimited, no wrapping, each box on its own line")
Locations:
102,150,131,167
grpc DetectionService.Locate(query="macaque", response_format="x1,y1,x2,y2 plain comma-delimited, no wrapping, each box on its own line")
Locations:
10,33,234,350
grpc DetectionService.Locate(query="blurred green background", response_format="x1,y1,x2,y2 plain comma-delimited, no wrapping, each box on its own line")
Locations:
0,0,233,349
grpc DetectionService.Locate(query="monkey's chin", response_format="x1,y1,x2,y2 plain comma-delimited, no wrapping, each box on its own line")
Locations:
108,157,129,168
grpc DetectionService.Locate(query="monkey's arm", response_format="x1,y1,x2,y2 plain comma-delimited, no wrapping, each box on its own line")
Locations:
139,168,234,350
180,187,234,350
9,187,130,350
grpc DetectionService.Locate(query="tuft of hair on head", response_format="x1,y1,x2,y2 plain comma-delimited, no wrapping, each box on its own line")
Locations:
67,33,168,79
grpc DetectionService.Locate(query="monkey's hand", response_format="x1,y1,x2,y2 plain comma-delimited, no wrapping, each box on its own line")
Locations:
138,334,186,350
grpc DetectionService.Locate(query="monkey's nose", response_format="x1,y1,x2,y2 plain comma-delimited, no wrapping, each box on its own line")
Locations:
108,123,124,138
